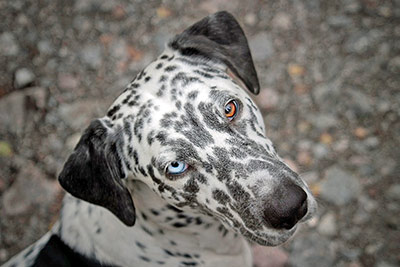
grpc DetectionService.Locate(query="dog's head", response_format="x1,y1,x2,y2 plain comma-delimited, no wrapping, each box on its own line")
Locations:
59,11,316,246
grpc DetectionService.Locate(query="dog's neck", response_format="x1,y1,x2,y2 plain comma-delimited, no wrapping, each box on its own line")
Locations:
58,180,251,266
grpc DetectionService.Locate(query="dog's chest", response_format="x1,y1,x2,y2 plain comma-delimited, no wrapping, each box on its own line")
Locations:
57,195,253,267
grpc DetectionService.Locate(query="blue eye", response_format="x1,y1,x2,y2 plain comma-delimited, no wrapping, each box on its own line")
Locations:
166,161,188,175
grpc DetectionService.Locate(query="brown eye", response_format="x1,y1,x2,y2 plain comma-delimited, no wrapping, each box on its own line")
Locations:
224,100,239,120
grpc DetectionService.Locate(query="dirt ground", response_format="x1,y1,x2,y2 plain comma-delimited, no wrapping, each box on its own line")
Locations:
0,0,399,266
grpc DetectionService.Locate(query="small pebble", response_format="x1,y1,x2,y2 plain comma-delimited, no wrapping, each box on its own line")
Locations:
14,68,35,88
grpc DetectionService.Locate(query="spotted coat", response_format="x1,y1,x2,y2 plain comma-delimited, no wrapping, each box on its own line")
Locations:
2,11,316,267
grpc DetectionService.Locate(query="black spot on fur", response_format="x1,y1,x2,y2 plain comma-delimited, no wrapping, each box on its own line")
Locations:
212,189,231,205
159,75,168,83
187,91,199,100
150,209,160,216
171,72,201,88
172,222,188,228
138,166,147,177
156,84,166,97
107,104,120,117
183,177,199,194
141,225,153,236
194,69,213,78
137,70,146,81
181,261,198,266
135,241,146,250
139,255,151,262
166,204,183,213
164,65,177,72
176,100,182,110
148,165,162,184
164,249,175,256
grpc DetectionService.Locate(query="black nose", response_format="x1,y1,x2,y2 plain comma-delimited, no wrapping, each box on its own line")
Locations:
263,182,308,230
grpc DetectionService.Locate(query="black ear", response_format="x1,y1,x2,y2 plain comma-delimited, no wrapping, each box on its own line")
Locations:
169,11,260,95
58,119,136,226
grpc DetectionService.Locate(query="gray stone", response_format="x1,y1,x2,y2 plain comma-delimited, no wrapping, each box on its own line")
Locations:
58,99,108,130
73,16,93,33
317,213,338,237
289,233,336,267
347,89,374,115
344,30,383,55
320,166,361,206
309,113,338,130
58,73,79,90
375,262,398,267
272,12,292,30
73,0,113,12
14,68,35,89
313,82,341,105
80,44,102,69
37,40,54,55
343,0,362,14
327,15,352,28
0,32,20,56
313,143,329,159
0,87,46,136
244,13,257,26
249,32,274,61
386,184,400,201
388,56,400,73
110,39,128,61
0,90,25,135
364,136,379,148
353,208,370,225
1,161,60,216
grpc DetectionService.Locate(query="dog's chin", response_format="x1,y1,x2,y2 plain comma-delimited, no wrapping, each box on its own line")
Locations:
239,226,297,246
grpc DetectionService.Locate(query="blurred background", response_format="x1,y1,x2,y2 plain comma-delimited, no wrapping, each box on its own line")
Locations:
0,0,399,266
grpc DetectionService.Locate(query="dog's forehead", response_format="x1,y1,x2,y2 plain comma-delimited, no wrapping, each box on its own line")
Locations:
109,53,251,122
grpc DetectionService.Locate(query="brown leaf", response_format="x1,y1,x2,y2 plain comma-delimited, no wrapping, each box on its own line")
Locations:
353,127,368,139
157,7,172,18
320,132,333,145
288,63,306,77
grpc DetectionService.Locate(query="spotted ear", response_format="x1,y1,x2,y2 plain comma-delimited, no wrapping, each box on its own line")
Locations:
169,11,260,95
58,119,136,226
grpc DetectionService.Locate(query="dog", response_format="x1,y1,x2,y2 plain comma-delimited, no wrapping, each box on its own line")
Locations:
2,11,317,267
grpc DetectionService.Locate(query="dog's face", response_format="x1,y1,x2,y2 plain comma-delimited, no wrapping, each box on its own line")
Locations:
59,11,316,246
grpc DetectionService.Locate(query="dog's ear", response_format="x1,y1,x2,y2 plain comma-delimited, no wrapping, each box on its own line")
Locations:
169,11,260,95
58,119,136,226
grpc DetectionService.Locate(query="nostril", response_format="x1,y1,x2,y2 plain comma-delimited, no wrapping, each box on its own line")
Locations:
297,195,308,220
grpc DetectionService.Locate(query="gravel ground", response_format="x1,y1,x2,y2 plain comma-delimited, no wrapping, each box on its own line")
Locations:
0,0,399,266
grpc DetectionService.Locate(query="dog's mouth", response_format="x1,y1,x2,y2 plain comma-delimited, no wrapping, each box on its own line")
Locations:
237,225,297,246
216,214,298,246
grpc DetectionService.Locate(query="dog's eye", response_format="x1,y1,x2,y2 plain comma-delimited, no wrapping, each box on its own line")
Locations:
224,100,239,120
166,161,188,175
